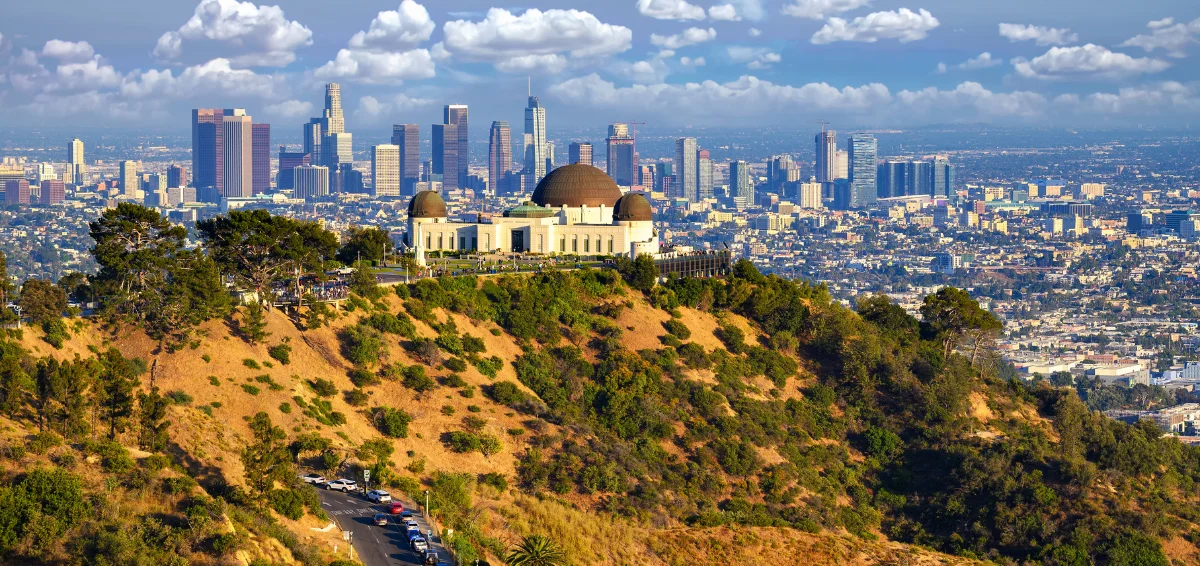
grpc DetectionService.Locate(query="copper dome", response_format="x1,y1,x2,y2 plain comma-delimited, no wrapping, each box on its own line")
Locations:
408,190,447,218
614,193,654,222
531,164,622,208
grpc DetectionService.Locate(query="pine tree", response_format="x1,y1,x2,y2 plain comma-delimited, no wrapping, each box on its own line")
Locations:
241,412,293,497
137,387,171,453
95,348,141,440
240,302,270,345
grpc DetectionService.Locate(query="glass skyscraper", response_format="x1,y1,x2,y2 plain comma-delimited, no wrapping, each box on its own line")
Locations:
848,133,877,208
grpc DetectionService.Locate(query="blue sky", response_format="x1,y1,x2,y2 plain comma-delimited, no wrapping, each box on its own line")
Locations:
1,0,1198,131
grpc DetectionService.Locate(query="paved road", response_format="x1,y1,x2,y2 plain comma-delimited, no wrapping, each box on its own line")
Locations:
317,488,453,566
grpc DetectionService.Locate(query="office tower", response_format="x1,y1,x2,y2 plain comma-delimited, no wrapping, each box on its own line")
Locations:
372,144,400,197
432,123,460,191
250,123,270,195
488,121,512,194
569,142,593,167
697,149,713,200
444,105,469,189
834,150,849,179
35,163,57,184
675,138,698,202
5,180,30,205
325,132,353,169
294,165,329,201
545,141,557,174
799,179,822,209
222,110,253,198
303,119,323,168
167,165,187,188
659,175,676,198
815,130,837,183
606,123,637,187
391,124,420,195
639,165,656,191
908,161,932,196
1079,183,1105,199
192,108,224,194
67,138,85,184
40,180,65,205
338,163,364,194
877,160,906,199
730,160,751,200
119,160,139,197
935,160,955,198
278,148,310,191
768,155,801,196
848,133,877,208
524,94,547,188
323,83,345,134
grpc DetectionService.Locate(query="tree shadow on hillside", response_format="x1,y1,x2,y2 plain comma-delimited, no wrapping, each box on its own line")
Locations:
163,438,228,495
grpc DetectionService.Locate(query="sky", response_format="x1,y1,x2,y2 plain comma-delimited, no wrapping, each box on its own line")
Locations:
1,0,1199,133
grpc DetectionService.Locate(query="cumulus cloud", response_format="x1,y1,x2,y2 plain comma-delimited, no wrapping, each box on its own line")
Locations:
782,0,872,20
348,0,436,50
1069,81,1200,114
936,62,947,74
998,23,1078,46
153,0,313,67
1119,17,1200,58
121,58,284,99
896,81,1047,117
1012,44,1171,80
442,8,632,72
708,0,765,21
636,0,707,21
650,27,717,50
495,54,569,74
612,58,670,84
313,48,435,83
811,8,939,44
957,52,1001,70
41,40,96,62
708,5,740,21
356,93,434,118
51,57,122,92
727,46,781,68
680,56,706,67
749,28,762,37
265,99,313,117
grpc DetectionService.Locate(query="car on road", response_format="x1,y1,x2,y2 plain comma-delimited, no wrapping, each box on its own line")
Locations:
399,510,413,519
373,513,389,526
423,550,438,565
324,479,359,492
366,489,392,503
411,536,429,552
388,501,405,514
404,519,419,531
298,473,327,484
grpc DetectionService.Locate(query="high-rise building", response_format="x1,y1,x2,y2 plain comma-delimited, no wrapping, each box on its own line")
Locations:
569,142,593,167
545,141,556,173
252,123,270,195
372,144,400,197
191,108,224,195
167,165,187,188
119,160,139,197
877,159,906,199
488,121,512,194
324,132,353,169
799,179,822,209
67,138,86,185
294,165,329,201
4,180,30,205
908,161,932,196
391,124,420,195
323,83,345,134
768,155,801,196
303,119,323,168
523,95,547,188
675,138,698,202
815,130,837,183
40,180,65,205
606,123,637,187
278,149,310,191
698,149,713,200
444,105,469,189
933,158,954,197
834,150,849,180
730,160,751,201
433,124,459,191
222,110,253,198
848,133,877,208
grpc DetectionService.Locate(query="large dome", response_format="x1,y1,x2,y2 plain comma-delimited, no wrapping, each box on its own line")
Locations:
408,190,447,218
614,193,653,222
531,164,623,208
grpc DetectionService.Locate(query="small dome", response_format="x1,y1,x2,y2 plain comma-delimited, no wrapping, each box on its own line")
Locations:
532,164,622,208
408,190,447,218
504,201,556,219
614,193,654,222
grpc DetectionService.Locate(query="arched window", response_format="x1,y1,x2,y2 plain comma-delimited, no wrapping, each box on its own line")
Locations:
438,234,443,249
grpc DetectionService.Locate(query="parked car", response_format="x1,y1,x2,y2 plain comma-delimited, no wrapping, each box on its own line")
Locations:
366,489,392,503
388,501,405,514
324,479,359,492
411,537,429,552
373,513,389,527
299,473,327,484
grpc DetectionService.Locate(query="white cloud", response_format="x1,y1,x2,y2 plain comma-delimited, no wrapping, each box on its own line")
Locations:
313,48,436,83
937,62,947,74
41,40,96,63
431,42,451,62
443,8,632,72
153,0,313,67
1119,17,1200,58
348,0,436,50
120,58,284,99
51,57,122,92
708,0,765,21
727,46,781,68
1069,81,1200,114
811,8,939,44
749,28,762,37
896,81,1047,117
957,52,1001,70
495,54,569,74
636,0,707,21
1012,44,1171,80
656,49,676,59
612,58,670,83
998,23,1078,46
782,0,871,20
355,93,434,118
265,99,313,117
650,27,717,50
680,56,706,67
708,5,740,21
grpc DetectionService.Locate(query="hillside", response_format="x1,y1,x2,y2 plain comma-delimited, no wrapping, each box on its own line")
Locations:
1,260,1199,565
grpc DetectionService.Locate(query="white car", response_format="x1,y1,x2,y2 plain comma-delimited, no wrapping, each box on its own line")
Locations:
366,489,392,503
404,519,419,531
411,537,429,552
299,473,327,484
325,479,359,492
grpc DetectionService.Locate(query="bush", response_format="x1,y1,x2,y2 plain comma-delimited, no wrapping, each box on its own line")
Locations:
373,407,413,438
663,319,692,340
166,390,193,405
26,431,63,454
362,312,416,338
444,357,468,373
268,344,292,365
309,378,338,397
462,334,486,354
344,389,369,407
279,402,292,414
487,381,529,406
446,431,482,453
241,384,260,396
402,366,436,393
341,324,387,367
243,359,260,369
211,532,242,554
349,368,381,388
441,405,456,416
269,488,307,520
41,319,68,348
471,355,504,379
479,472,508,491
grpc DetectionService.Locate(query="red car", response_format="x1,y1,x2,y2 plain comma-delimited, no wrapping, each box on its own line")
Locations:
389,501,405,514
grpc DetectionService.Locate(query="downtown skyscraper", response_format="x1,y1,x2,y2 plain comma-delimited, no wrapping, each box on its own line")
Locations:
675,138,698,202
192,108,224,196
391,124,420,195
523,94,547,189
488,121,512,194
444,105,469,189
222,109,253,198
252,123,270,195
697,149,713,200
433,123,459,191
848,133,878,208
66,138,85,185
730,160,751,201
606,123,637,188
814,130,837,183
569,142,592,167
372,144,400,197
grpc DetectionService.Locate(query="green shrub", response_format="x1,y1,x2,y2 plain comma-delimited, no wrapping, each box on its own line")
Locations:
344,389,370,407
166,390,194,405
243,359,260,369
479,472,508,491
268,344,292,365
467,404,481,413
444,357,468,373
349,368,381,388
441,374,468,388
372,407,412,438
279,402,292,414
471,355,504,378
441,405,456,416
402,366,436,392
487,381,528,406
309,378,338,397
462,334,486,354
26,431,63,454
663,319,692,339
269,488,307,520
201,354,212,363
241,384,260,396
341,324,387,367
208,375,220,386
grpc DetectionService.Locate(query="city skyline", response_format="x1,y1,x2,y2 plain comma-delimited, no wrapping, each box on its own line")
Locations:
1,0,1198,129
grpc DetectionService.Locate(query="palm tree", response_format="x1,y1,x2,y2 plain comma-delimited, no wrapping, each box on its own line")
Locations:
504,534,567,566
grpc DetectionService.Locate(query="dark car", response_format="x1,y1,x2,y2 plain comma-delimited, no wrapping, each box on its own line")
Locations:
373,513,388,527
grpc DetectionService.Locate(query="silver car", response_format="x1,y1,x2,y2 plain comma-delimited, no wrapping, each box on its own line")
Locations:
324,479,359,492
366,489,392,503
